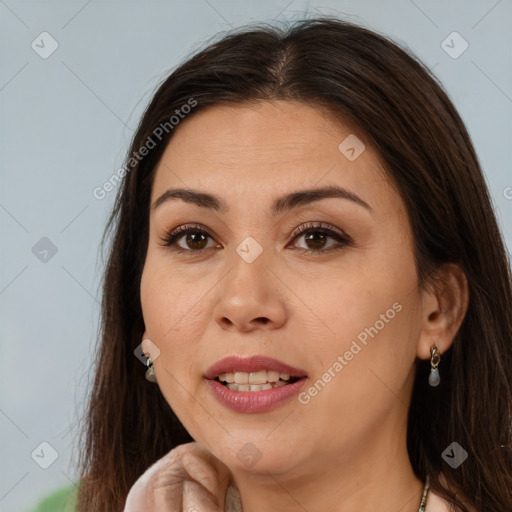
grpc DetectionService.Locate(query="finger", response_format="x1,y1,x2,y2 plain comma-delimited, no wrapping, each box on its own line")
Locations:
183,443,234,494
150,443,224,510
151,464,221,512
151,462,187,511
130,442,234,511
123,458,177,512
182,479,223,512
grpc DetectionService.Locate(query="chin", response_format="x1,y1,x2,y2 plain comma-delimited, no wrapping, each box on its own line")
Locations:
221,442,299,476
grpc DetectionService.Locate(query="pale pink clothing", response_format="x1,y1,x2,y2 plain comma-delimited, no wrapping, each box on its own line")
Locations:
426,490,451,512
427,489,477,512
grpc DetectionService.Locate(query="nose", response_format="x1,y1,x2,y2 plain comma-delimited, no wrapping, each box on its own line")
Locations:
212,251,288,333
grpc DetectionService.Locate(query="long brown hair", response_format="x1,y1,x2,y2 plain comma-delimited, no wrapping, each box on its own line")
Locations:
75,17,512,511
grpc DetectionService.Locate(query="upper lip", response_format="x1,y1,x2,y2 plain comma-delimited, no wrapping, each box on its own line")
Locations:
205,355,308,380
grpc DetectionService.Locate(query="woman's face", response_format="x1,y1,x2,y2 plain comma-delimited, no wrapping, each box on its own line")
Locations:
140,100,425,476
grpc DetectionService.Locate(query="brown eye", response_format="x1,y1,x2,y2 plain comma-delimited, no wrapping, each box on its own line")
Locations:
159,224,218,253
303,231,329,250
290,222,352,253
181,231,209,250
159,222,352,255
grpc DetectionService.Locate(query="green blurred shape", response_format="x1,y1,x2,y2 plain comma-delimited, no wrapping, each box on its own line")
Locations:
26,484,78,512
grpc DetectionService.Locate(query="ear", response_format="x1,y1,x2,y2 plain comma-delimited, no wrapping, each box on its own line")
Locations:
417,263,469,360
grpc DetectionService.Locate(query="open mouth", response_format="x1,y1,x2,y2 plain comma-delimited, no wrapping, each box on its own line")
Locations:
214,372,302,392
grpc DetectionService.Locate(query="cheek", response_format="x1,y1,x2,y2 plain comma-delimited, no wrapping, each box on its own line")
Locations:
140,261,205,385
141,256,203,336
301,245,420,407
297,299,420,448
140,264,208,422
302,252,416,346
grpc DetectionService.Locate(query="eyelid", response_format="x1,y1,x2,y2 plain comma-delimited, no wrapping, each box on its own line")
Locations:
158,221,353,252
158,222,215,247
289,221,348,241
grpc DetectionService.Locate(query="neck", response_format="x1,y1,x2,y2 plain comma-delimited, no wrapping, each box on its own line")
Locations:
230,409,424,511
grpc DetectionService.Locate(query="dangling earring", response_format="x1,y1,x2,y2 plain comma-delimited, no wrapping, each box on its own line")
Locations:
428,343,441,387
145,356,157,383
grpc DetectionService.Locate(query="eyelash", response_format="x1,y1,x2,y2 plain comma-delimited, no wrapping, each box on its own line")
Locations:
158,221,353,255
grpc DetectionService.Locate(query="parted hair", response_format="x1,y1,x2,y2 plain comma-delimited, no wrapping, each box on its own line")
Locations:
75,16,512,511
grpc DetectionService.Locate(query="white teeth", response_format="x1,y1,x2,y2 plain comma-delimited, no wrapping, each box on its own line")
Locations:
222,370,293,384
251,383,272,391
249,370,267,384
267,371,280,382
224,379,289,392
218,370,300,391
234,372,249,384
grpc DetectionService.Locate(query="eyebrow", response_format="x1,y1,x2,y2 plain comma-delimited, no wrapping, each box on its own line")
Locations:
151,185,372,215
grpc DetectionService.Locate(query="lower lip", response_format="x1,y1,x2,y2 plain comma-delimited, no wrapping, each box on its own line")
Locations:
205,378,308,414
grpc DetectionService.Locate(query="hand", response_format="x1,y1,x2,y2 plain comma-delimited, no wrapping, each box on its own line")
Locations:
123,441,241,512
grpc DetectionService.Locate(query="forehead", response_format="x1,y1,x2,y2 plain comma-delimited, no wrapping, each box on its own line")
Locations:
151,100,400,214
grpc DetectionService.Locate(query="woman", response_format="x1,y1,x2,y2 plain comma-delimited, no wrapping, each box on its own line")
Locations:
75,17,512,512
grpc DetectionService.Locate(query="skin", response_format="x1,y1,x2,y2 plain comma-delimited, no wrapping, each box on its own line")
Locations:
139,100,468,511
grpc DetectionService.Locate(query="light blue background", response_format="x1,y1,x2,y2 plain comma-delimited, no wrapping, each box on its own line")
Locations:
1,1,511,510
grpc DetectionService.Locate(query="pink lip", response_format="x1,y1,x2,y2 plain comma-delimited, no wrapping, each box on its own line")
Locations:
205,377,308,414
204,355,308,380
